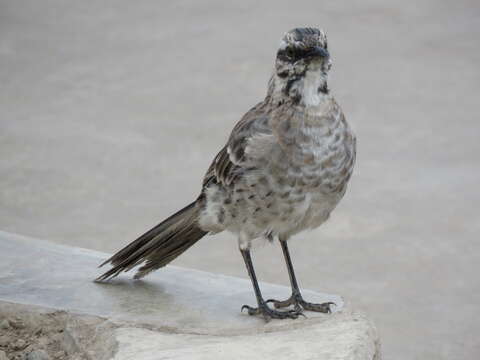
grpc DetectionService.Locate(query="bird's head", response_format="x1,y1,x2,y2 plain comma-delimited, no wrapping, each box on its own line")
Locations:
269,28,332,105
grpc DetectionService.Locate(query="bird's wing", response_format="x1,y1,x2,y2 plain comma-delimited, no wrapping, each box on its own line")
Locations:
203,102,273,188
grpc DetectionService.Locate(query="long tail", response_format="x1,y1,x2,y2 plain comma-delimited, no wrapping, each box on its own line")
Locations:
96,200,207,281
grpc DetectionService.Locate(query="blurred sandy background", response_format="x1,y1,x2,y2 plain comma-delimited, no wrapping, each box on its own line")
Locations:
1,1,479,359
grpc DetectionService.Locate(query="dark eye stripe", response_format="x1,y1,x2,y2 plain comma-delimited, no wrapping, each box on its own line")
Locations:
277,47,310,62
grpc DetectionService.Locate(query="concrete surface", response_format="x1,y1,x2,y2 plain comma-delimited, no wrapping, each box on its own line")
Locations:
0,231,381,360
0,1,479,359
0,231,344,335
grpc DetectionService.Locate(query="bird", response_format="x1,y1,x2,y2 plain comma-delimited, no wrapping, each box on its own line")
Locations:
97,27,356,321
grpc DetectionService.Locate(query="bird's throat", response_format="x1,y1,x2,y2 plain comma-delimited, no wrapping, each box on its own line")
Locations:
269,69,329,108
296,69,329,107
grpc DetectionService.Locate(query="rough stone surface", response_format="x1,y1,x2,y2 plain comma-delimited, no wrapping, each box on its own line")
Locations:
0,302,116,360
0,231,380,359
26,350,51,360
0,320,9,330
0,350,7,360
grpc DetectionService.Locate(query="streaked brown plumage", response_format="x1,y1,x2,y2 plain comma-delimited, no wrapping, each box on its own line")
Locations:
97,27,356,320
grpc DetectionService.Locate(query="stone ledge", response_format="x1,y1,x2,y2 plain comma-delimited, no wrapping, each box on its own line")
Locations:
0,231,381,359
0,301,117,360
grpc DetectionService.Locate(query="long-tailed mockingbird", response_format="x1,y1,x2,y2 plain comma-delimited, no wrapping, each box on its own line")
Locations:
97,27,356,320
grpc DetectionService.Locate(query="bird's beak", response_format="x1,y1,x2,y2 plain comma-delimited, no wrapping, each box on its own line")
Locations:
308,46,330,59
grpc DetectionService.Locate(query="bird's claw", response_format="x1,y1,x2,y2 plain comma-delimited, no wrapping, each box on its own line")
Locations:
241,302,304,321
266,293,335,313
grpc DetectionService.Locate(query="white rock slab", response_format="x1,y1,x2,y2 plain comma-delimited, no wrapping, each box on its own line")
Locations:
114,311,380,360
0,231,381,359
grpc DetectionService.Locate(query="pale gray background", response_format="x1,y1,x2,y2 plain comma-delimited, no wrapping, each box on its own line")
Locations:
1,1,479,359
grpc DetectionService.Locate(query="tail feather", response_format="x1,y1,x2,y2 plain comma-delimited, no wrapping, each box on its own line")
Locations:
96,201,207,281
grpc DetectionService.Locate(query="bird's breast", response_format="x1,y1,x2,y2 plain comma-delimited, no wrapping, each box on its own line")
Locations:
199,99,356,240
267,102,356,231
274,103,355,195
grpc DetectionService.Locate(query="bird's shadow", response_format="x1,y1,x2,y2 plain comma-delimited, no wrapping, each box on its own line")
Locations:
92,277,177,316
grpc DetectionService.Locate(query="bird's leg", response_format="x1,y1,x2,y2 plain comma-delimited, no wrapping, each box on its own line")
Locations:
240,248,303,321
266,239,334,313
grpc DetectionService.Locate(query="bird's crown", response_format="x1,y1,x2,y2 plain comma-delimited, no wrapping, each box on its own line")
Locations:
277,27,328,62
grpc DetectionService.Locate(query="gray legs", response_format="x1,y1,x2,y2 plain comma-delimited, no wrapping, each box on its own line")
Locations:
266,240,334,313
240,248,302,320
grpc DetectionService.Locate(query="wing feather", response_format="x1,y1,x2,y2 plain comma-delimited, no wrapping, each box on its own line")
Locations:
202,102,272,188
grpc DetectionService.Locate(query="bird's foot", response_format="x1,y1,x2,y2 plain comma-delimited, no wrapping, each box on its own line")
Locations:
266,292,334,313
241,301,304,321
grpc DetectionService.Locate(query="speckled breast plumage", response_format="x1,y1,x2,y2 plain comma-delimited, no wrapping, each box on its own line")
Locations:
198,95,355,247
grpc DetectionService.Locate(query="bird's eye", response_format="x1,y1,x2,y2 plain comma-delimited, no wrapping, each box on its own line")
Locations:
278,46,309,62
286,47,296,58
